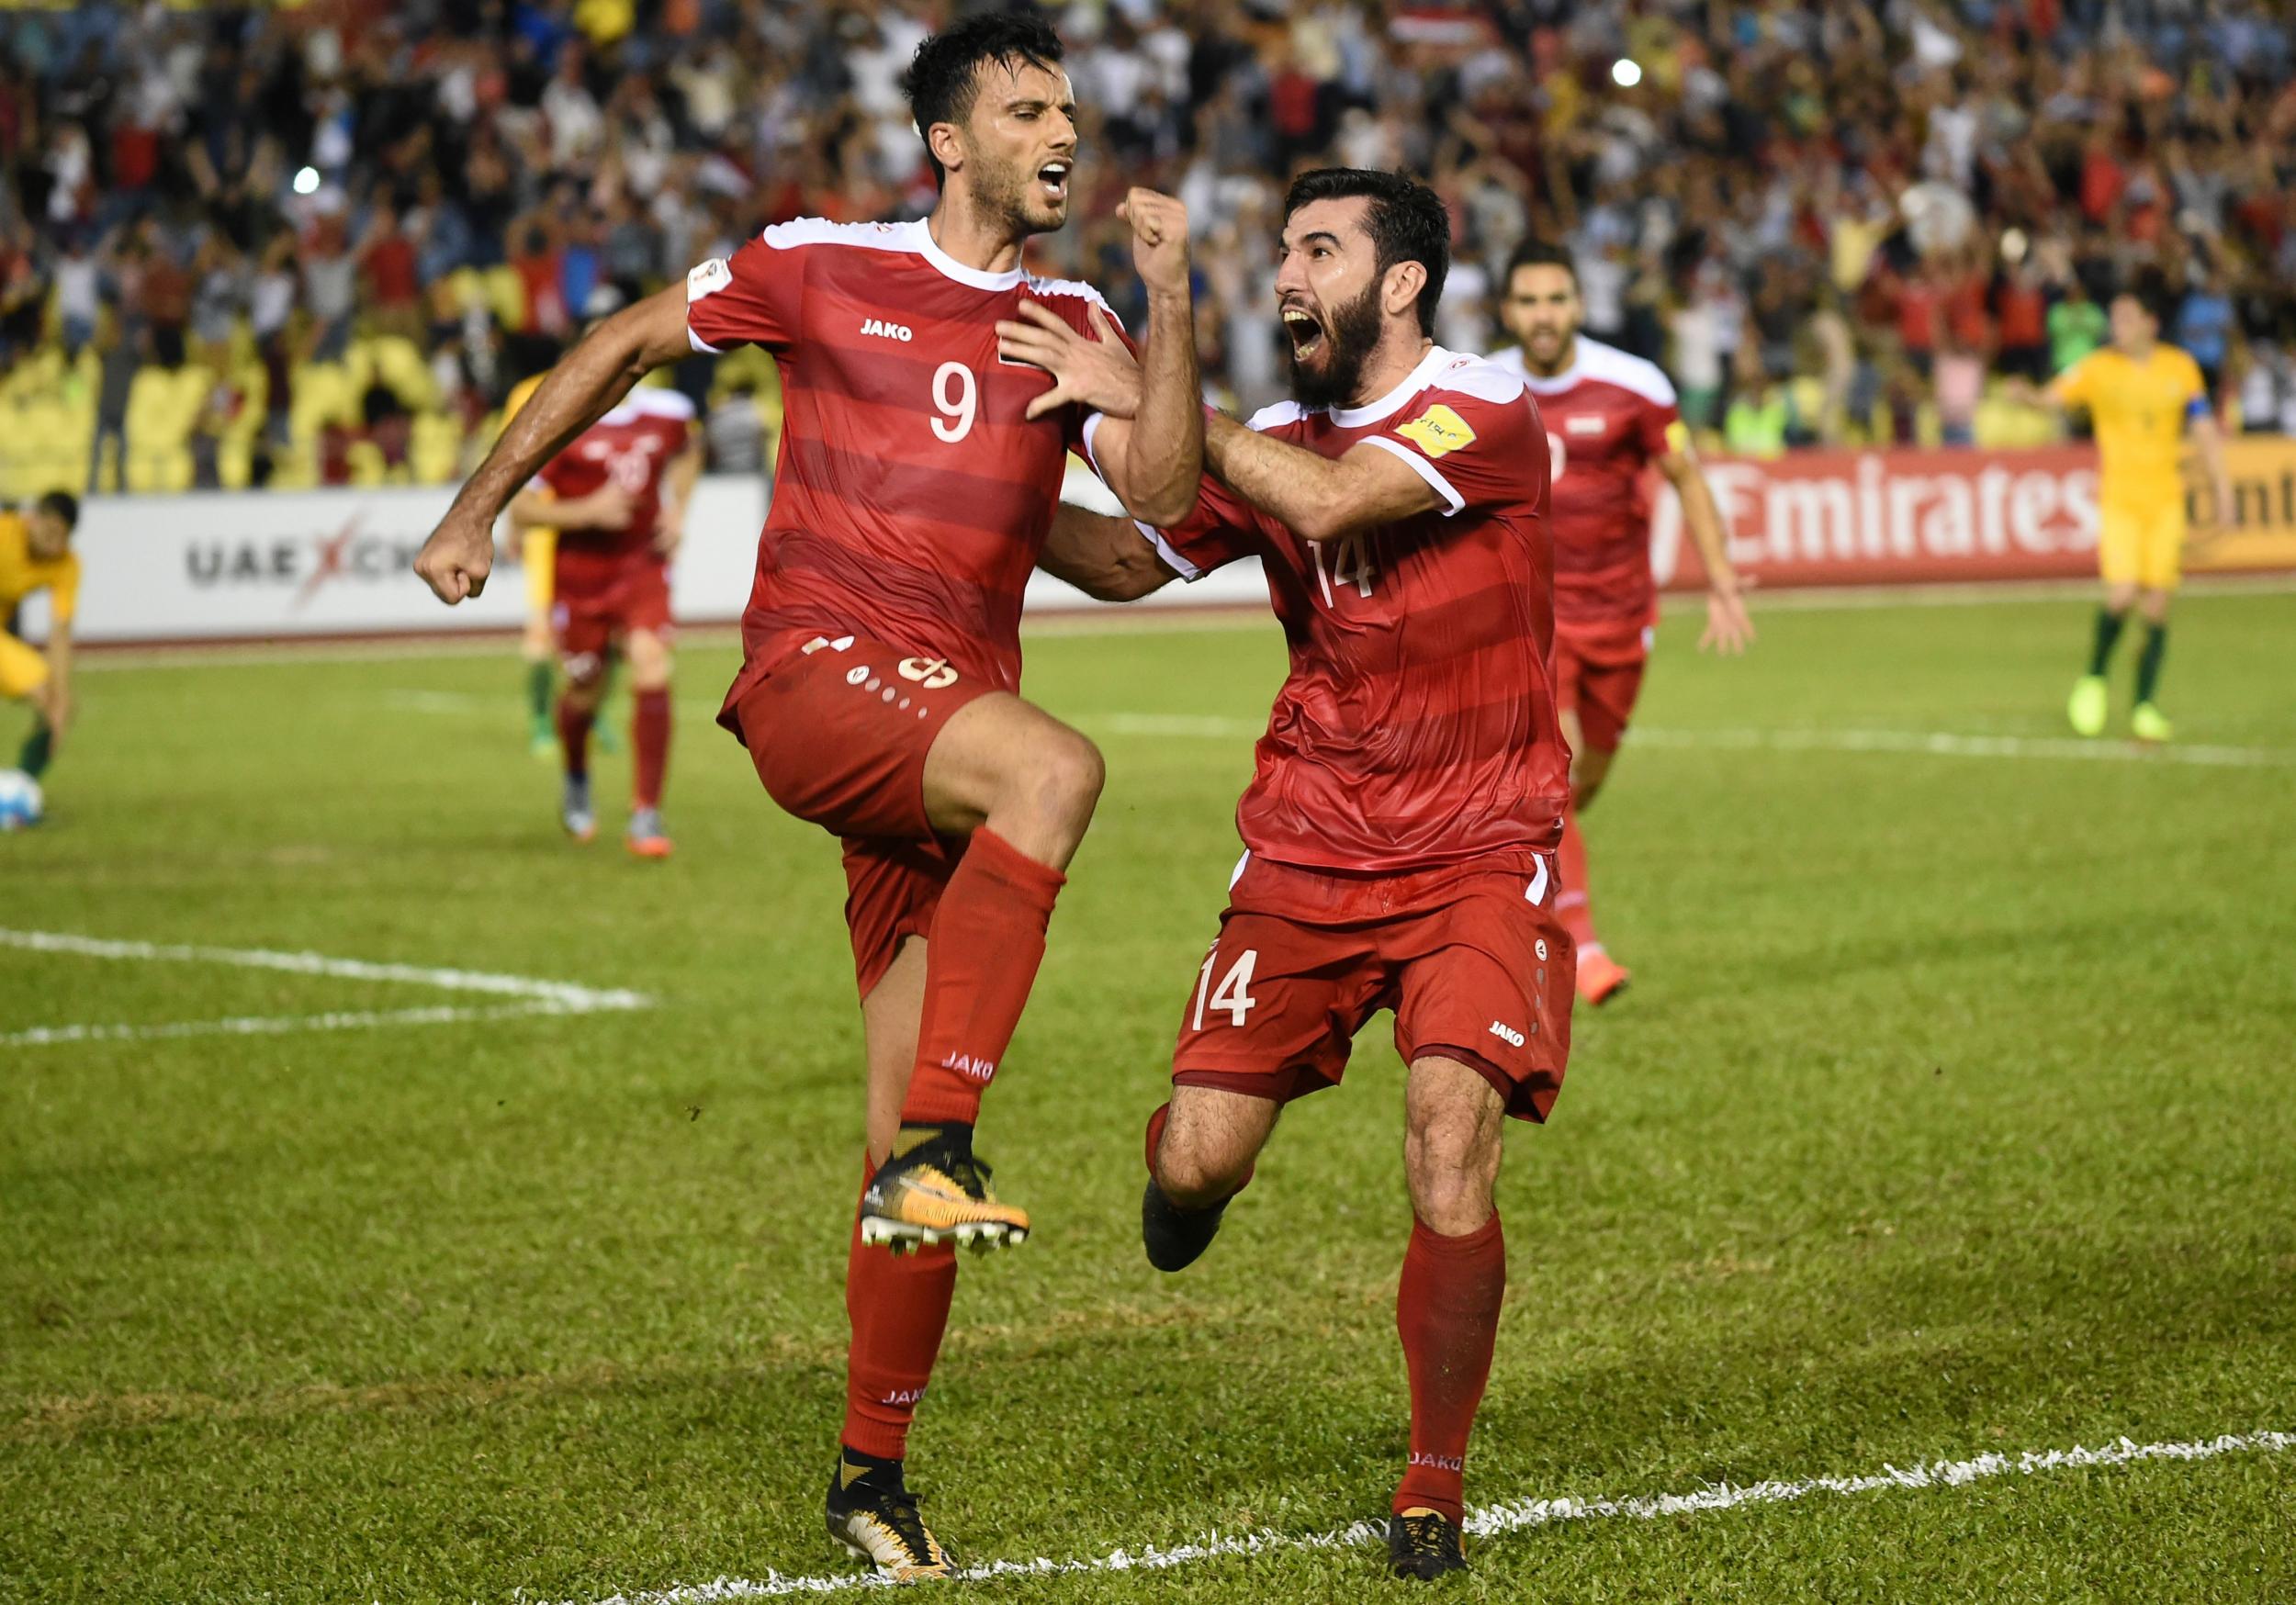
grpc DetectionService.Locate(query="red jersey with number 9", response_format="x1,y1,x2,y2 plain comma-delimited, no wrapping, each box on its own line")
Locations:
685,219,1126,724
1123,346,1567,873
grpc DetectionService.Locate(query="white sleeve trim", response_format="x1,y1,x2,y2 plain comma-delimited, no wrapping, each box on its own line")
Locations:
688,327,723,355
1081,411,1109,477
1140,521,1202,580
1360,433,1466,517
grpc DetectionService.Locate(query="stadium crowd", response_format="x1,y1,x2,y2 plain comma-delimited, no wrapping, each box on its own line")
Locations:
0,0,2291,497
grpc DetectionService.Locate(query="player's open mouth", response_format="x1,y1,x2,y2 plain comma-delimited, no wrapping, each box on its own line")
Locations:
1038,162,1070,203
1282,308,1324,360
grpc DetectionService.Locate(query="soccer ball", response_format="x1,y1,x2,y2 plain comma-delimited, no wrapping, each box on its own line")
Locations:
0,769,42,831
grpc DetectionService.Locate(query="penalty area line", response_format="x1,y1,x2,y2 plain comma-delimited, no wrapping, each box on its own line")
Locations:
532,1428,2293,1601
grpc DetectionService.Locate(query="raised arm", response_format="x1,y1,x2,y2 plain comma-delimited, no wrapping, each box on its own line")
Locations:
1111,191,1205,528
413,286,693,602
1037,504,1179,601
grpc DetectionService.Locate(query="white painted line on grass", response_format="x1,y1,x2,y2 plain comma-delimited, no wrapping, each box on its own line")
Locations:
0,928,648,1049
0,1002,576,1049
1089,712,1265,740
530,1429,2292,1601
0,927,648,1012
1631,725,2296,769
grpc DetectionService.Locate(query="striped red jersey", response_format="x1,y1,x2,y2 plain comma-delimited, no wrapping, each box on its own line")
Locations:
535,388,695,593
1128,346,1567,873
684,218,1123,713
1491,338,1680,633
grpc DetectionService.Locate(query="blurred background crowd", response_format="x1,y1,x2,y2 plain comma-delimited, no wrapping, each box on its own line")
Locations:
0,0,2291,499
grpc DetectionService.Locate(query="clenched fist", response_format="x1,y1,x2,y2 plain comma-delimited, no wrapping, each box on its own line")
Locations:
413,507,497,603
1118,188,1190,299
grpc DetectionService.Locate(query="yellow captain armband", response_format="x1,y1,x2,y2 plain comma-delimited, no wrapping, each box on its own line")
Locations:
1663,420,1694,456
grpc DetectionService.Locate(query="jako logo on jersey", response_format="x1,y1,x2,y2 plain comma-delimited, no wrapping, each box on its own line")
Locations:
898,657,959,690
942,1051,996,1083
860,318,914,342
1408,1452,1465,1472
1488,1019,1525,1049
1395,403,1476,458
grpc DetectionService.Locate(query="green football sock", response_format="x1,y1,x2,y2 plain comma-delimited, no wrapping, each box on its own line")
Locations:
525,659,554,725
2088,607,2127,676
2135,623,2168,705
18,719,52,779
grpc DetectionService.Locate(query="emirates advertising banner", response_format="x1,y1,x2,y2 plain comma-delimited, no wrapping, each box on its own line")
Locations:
1654,436,2296,590
31,440,2296,647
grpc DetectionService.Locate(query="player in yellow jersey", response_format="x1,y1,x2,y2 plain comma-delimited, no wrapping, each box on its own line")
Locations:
1,492,82,796
501,366,562,755
2042,276,2232,743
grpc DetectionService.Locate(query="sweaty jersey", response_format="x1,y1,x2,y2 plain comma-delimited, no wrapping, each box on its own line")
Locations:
532,387,695,595
684,218,1124,717
0,510,78,625
2054,344,2208,509
1126,345,1567,873
1491,338,1681,633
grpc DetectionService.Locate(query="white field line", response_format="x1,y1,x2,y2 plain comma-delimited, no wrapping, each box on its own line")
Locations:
0,1001,575,1049
0,928,648,1049
1631,725,2296,769
520,1429,2293,1602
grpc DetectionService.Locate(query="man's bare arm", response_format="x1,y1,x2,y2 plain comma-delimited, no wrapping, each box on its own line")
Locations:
1203,412,1442,543
1657,443,1755,654
414,286,693,602
1037,504,1178,601
2189,411,2235,539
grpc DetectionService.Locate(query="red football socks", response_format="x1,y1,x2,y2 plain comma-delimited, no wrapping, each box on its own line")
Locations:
841,1164,957,1460
899,827,1066,1128
1556,802,1601,955
1392,1213,1506,1522
633,688,671,809
556,693,595,780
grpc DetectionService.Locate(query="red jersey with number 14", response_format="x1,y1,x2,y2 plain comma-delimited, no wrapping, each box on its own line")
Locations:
533,387,695,596
684,218,1125,726
1491,338,1680,634
1120,346,1566,873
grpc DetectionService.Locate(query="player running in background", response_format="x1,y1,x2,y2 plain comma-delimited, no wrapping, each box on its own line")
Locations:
2035,275,2232,744
506,384,699,856
501,360,568,758
1,491,80,800
413,13,1202,1579
1490,242,1753,1005
1015,168,1568,1581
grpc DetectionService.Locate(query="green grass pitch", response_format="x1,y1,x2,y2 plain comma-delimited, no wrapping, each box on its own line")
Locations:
4,586,2293,1602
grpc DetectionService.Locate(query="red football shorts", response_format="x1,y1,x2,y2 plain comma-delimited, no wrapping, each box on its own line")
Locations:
1553,622,1651,756
723,634,994,996
1172,849,1576,1123
552,557,672,667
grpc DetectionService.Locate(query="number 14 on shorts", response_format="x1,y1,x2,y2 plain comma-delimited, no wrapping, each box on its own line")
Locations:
1194,947,1260,1028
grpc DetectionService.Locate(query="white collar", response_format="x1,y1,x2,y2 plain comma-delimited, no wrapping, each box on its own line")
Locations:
1329,344,1454,428
915,219,1026,291
1514,339,1583,395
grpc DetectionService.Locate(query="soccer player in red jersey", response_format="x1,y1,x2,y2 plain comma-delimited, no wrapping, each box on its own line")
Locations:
507,386,699,856
1011,168,1568,1580
412,14,1203,1578
1490,242,1753,1005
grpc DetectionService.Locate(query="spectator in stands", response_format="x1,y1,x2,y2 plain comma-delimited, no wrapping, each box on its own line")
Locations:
705,380,766,477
